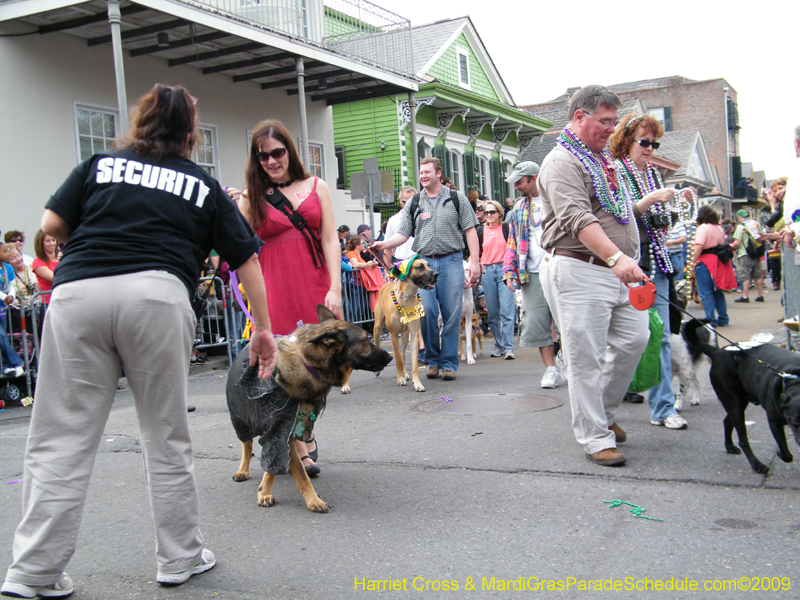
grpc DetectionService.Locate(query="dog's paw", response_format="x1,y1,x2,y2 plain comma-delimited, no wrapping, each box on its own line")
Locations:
689,397,700,406
307,498,330,513
257,493,275,507
779,450,794,463
232,471,250,482
413,381,426,392
340,384,351,394
753,461,770,474
726,444,742,455
397,376,407,386
467,356,475,365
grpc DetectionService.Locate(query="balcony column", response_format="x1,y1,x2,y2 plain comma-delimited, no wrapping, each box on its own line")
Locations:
107,0,128,132
296,57,310,169
408,92,419,187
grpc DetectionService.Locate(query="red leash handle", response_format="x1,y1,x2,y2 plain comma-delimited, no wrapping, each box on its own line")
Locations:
629,276,656,311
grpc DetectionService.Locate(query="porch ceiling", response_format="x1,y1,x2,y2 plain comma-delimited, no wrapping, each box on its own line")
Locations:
8,0,416,105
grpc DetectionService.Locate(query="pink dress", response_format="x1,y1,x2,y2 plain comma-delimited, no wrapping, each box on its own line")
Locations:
254,178,331,335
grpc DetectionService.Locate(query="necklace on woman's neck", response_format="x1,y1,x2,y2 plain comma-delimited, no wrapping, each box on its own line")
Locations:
617,156,672,277
273,178,295,189
557,127,633,224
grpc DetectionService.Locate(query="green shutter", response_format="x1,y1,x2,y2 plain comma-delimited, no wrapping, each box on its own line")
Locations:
490,157,502,200
463,152,476,192
664,106,673,132
432,145,451,178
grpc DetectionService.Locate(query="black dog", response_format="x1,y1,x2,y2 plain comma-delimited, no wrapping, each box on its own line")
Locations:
685,320,800,473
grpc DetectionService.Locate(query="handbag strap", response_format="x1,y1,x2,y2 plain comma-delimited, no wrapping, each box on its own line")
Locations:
265,186,325,269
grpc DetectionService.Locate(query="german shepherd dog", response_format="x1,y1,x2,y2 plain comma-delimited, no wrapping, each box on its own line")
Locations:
226,305,392,512
373,257,438,392
685,320,800,473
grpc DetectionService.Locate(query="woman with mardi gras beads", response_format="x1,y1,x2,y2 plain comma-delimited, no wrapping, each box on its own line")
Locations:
609,113,693,429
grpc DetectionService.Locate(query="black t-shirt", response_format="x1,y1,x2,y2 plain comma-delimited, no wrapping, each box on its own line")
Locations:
46,148,261,296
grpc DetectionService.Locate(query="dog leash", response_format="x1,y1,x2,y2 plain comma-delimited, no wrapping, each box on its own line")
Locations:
652,288,799,382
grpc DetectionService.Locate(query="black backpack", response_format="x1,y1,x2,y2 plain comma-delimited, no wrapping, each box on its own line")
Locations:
744,232,766,259
407,189,460,237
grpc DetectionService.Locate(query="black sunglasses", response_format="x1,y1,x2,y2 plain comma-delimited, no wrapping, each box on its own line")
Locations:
484,210,499,215
255,147,288,161
8,238,22,243
634,139,660,150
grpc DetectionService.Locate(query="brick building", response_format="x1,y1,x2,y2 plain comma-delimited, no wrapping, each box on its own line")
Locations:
522,76,740,197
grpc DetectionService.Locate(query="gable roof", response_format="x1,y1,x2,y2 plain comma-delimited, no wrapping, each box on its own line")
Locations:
657,129,719,190
410,16,514,105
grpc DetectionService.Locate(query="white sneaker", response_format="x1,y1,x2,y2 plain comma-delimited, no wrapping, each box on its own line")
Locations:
504,350,516,360
490,348,503,357
1,573,73,598
541,366,560,389
157,549,216,586
555,350,568,383
662,413,688,430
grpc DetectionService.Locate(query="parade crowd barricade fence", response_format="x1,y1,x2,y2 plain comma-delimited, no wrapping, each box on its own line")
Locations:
340,271,376,327
194,275,240,366
0,291,49,403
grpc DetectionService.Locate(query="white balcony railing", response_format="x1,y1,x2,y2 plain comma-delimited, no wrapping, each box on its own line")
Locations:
190,0,413,77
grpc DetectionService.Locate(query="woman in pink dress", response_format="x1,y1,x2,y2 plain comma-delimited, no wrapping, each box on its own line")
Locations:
239,120,341,476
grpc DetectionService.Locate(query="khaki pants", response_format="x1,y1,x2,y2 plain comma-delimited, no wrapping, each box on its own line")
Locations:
540,255,649,455
5,271,203,587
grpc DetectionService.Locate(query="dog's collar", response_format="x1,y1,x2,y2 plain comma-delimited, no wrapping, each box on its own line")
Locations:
300,356,322,381
393,280,418,300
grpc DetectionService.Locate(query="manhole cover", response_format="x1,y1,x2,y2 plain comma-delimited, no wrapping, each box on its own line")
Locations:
413,394,564,416
714,518,758,530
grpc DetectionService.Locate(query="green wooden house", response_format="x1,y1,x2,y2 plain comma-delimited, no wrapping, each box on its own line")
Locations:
332,16,550,204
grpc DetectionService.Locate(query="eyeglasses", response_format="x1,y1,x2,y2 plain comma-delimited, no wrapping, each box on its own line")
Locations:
634,139,660,150
255,147,288,162
584,111,619,128
8,238,22,243
484,210,499,215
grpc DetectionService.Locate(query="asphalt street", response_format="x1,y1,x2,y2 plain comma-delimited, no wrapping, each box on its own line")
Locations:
1,288,799,599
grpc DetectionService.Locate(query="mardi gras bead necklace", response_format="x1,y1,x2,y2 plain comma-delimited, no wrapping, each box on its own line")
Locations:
390,287,421,308
557,127,632,224
616,157,673,277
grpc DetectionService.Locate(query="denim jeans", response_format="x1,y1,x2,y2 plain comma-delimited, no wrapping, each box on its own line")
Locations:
419,252,463,372
647,270,678,422
695,263,729,326
482,263,515,352
0,311,23,369
669,252,685,281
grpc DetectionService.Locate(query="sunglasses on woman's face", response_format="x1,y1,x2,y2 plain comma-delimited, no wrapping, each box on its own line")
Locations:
8,238,22,243
484,210,498,215
255,147,288,161
634,139,660,149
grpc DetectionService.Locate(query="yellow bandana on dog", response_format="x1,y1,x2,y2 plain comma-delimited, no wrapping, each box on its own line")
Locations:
390,254,420,281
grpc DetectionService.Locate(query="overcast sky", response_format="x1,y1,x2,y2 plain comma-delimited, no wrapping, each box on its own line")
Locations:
387,0,797,180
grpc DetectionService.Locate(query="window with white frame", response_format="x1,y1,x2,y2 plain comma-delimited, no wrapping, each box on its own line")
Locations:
456,46,471,89
75,105,117,163
450,150,460,190
193,125,219,178
504,160,514,198
298,140,325,179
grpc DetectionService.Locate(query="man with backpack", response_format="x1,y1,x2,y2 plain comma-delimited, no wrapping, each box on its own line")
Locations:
732,209,767,303
372,157,480,381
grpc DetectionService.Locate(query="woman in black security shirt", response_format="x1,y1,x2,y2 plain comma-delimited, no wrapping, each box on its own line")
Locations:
1,85,278,598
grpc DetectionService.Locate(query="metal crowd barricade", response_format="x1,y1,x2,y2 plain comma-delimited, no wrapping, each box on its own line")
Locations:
340,271,375,327
194,276,236,365
3,291,50,401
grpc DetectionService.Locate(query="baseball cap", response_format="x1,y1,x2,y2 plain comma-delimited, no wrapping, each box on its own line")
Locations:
506,161,541,185
337,225,350,233
357,224,371,234
736,209,749,218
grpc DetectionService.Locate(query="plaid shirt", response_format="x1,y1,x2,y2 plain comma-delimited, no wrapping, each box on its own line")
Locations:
396,187,478,257
503,196,534,284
